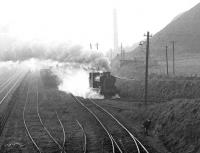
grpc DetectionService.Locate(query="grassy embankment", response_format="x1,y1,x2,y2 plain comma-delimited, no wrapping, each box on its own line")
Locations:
114,75,200,153
116,75,200,101
124,99,200,153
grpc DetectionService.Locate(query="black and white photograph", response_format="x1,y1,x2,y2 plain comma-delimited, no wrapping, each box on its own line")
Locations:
0,0,200,152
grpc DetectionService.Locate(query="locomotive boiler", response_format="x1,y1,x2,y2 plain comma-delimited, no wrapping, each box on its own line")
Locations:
89,72,118,98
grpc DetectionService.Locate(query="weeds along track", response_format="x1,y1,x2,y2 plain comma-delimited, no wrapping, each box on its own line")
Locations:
23,74,66,153
71,94,150,153
0,70,27,136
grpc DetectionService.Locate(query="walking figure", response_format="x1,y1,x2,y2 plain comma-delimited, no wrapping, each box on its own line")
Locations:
143,119,151,136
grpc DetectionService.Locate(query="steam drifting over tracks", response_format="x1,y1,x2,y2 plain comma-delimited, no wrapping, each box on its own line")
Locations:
23,75,64,153
71,94,150,153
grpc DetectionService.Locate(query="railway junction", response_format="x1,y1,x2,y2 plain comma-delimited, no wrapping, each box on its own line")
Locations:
0,69,160,153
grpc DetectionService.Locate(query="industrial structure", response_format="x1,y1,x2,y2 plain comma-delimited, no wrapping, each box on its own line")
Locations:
113,8,119,58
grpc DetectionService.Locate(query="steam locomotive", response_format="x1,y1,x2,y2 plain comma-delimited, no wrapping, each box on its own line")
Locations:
89,72,118,98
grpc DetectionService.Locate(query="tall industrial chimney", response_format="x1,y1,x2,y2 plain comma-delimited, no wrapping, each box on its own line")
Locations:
113,8,119,56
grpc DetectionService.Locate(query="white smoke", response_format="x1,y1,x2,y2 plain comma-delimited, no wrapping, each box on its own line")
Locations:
0,58,106,99
0,38,111,99
51,63,104,99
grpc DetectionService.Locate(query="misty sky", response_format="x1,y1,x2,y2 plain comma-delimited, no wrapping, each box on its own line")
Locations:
0,0,199,53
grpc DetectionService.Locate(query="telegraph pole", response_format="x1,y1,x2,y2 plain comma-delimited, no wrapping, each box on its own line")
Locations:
120,43,126,60
121,43,123,60
172,41,175,75
165,45,169,75
96,43,99,50
144,31,152,105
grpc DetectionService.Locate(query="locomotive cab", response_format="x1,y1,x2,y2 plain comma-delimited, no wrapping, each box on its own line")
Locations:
89,71,118,98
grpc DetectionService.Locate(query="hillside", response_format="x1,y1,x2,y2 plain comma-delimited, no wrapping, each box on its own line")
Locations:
112,2,200,77
136,2,200,58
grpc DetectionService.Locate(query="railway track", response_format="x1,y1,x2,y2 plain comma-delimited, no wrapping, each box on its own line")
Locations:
0,70,27,136
23,74,66,153
71,94,150,153
38,72,67,152
0,71,25,105
76,120,87,153
71,94,115,152
55,111,66,151
0,70,19,92
0,70,154,152
51,92,88,153
0,69,17,86
89,99,151,153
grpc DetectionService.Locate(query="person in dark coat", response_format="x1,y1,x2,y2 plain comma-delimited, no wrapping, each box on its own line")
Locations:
143,119,151,135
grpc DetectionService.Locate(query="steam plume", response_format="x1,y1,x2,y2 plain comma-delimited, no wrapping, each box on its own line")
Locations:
0,35,110,98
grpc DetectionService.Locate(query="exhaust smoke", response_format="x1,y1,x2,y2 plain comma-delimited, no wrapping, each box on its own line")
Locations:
0,40,110,98
53,66,104,99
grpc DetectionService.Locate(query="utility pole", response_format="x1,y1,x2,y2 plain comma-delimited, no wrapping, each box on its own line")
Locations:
165,45,169,75
121,43,123,60
90,43,92,50
144,31,152,105
110,49,112,60
172,41,175,75
96,43,99,50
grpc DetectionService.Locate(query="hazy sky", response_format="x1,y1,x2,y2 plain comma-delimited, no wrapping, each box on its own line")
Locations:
0,0,199,52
